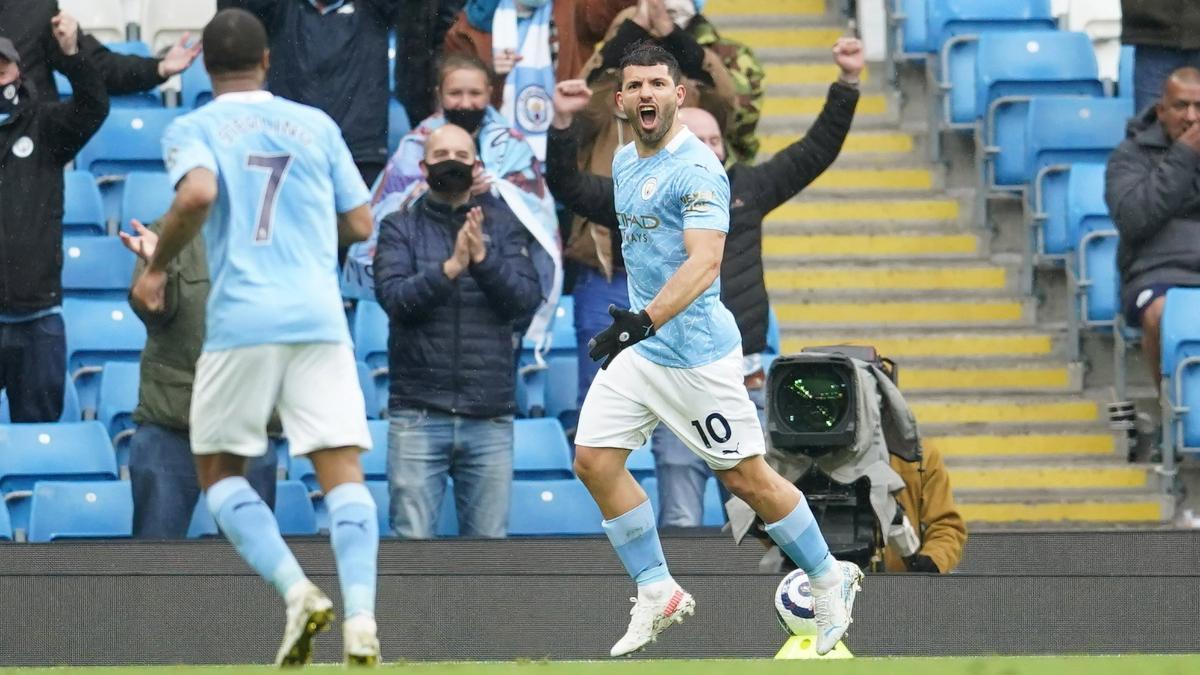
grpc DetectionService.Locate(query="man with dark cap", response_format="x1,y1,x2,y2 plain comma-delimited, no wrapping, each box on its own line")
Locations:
0,25,108,423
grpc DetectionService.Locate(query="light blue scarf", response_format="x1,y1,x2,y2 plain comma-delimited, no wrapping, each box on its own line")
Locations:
493,0,554,160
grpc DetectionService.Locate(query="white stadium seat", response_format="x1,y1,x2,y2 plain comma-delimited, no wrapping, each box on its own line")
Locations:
60,0,127,44
1068,0,1123,83
139,0,217,54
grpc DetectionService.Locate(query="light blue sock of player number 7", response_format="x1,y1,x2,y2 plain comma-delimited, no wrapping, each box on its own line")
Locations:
325,481,379,619
207,475,308,598
602,499,672,586
764,498,836,581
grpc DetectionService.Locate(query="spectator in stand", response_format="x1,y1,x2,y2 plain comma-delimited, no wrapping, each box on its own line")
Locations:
219,0,402,184
442,0,637,159
0,27,107,423
3,2,202,104
560,0,736,426
1107,66,1200,390
373,124,540,538
119,221,277,538
394,0,467,124
547,38,864,525
1121,0,1200,113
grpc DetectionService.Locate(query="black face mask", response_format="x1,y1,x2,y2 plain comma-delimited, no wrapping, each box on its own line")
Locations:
0,80,23,121
443,107,487,134
425,159,475,194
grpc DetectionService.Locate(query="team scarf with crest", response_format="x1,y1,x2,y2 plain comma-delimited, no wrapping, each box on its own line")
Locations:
492,0,554,161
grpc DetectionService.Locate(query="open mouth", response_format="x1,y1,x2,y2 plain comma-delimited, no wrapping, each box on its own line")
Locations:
638,105,658,129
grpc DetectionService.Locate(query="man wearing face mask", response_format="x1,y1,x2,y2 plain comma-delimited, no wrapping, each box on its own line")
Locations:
373,123,542,539
0,27,108,423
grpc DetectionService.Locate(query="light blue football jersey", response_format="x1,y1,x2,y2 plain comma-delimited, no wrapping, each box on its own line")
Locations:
162,91,370,352
612,128,741,368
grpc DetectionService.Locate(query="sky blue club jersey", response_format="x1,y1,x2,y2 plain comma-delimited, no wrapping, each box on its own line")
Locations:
162,91,370,352
612,127,741,369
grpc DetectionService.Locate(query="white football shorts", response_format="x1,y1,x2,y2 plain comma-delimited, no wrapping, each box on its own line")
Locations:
575,346,766,470
190,342,372,457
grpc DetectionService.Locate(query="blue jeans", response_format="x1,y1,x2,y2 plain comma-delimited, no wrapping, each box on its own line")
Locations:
650,385,766,527
0,314,65,423
1134,45,1200,115
387,407,513,538
129,422,278,539
573,266,629,407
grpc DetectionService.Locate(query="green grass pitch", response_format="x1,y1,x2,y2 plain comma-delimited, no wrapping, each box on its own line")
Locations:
3,656,1199,675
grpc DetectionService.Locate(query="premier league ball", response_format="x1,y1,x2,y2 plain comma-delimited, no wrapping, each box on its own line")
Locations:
774,569,818,636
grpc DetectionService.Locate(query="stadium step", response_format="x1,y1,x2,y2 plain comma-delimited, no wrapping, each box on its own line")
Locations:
765,261,1011,293
950,461,1155,491
766,197,961,225
804,166,936,193
894,361,1084,395
928,432,1117,459
706,0,826,19
758,131,920,164
774,295,1034,328
956,491,1170,525
764,62,871,86
907,395,1102,428
780,328,1065,360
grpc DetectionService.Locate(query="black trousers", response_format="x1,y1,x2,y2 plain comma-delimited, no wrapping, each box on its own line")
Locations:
0,313,66,423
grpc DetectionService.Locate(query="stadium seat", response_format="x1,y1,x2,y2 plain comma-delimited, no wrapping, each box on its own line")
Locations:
927,0,1056,50
60,0,128,44
288,455,318,492
513,418,572,479
0,376,82,424
1117,45,1135,101
388,99,411,157
1161,289,1200,450
357,361,382,420
522,295,577,354
974,31,1103,129
0,499,11,541
352,299,390,411
544,355,579,421
75,108,183,177
627,439,655,478
180,59,214,109
274,480,318,536
0,421,119,493
639,476,725,527
364,420,389,480
1066,0,1122,84
139,0,215,53
893,0,930,56
121,171,174,226
27,480,133,542
96,361,141,470
63,171,107,236
1065,163,1118,326
62,236,135,297
63,297,147,413
508,479,602,535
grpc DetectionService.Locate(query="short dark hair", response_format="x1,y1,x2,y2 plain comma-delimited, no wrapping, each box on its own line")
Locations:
202,8,268,76
619,41,682,86
437,53,493,88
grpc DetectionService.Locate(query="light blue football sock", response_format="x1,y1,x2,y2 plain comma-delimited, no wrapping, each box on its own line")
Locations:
602,499,671,586
208,476,307,598
764,497,835,581
326,482,379,619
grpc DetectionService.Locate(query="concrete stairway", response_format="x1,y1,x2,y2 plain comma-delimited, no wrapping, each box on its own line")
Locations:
706,0,1169,527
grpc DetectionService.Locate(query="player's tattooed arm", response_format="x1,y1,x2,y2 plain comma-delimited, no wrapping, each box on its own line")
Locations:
643,228,726,329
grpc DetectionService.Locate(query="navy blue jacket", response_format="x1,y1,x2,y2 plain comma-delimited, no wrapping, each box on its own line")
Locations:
374,193,542,417
219,0,398,167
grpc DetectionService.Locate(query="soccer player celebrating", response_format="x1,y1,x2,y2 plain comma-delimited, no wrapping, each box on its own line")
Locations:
130,9,380,667
572,42,864,657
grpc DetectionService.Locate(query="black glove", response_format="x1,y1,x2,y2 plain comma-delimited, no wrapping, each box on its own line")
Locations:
587,304,656,370
905,554,940,573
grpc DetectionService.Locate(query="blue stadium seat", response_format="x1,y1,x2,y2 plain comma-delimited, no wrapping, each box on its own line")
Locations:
96,361,141,470
63,297,147,413
508,479,602,535
27,480,132,542
0,376,82,424
1066,163,1118,326
352,299,389,373
75,108,183,177
288,455,318,492
1117,45,1135,101
895,0,930,55
364,420,388,480
544,355,579,421
388,99,411,157
702,476,726,527
0,498,11,541
121,171,174,227
63,170,106,236
513,418,572,479
357,361,382,420
927,0,1055,50
522,295,577,354
187,497,218,538
62,236,135,297
0,421,118,493
627,439,655,478
1065,163,1111,255
274,480,318,536
1160,289,1200,450
974,31,1103,129
364,481,390,535
180,59,213,109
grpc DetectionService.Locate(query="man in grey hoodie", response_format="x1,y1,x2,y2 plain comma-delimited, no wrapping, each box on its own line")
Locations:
1106,66,1200,386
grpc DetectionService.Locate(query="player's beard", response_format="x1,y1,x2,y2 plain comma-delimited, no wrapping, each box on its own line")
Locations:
632,98,676,147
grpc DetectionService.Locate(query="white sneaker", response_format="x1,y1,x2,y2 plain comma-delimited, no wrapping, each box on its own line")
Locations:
812,560,864,656
343,613,381,667
275,580,335,667
609,582,696,657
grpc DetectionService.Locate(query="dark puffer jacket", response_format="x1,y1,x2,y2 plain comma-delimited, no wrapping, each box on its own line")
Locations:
1121,0,1200,50
546,82,858,355
373,192,542,417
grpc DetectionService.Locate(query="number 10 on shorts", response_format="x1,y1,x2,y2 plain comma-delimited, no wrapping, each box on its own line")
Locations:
691,413,732,449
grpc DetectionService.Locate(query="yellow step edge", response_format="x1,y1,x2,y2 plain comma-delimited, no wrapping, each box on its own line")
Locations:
952,466,1149,490
765,266,1007,291
765,199,960,223
900,367,1070,391
774,301,1024,325
708,0,826,17
911,401,1100,425
765,94,888,117
760,132,915,156
766,63,870,85
960,501,1163,523
927,434,1115,457
765,234,977,257
781,334,1054,357
723,27,843,47
810,168,933,191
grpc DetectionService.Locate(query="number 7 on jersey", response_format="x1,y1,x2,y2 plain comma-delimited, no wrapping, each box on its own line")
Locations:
246,152,293,244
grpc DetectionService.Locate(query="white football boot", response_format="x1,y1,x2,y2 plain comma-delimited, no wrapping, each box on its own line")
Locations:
811,560,864,656
609,582,696,657
343,613,381,667
275,580,335,667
